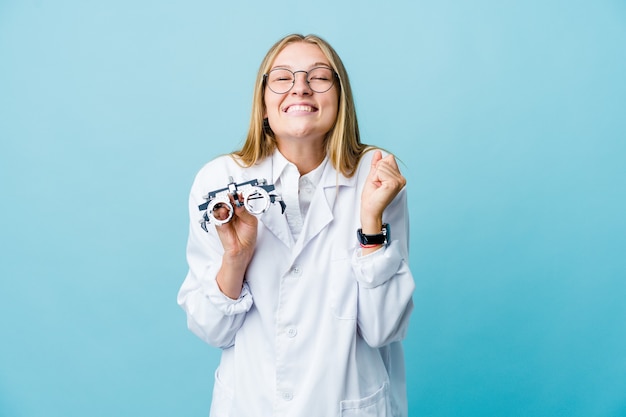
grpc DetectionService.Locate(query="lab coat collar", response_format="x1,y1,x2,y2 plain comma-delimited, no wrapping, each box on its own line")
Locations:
243,151,356,255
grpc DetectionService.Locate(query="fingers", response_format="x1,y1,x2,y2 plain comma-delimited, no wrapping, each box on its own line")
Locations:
370,149,383,169
360,150,407,220
369,151,406,189
381,153,401,171
228,192,258,225
367,150,383,182
212,193,257,228
370,150,401,174
214,193,259,250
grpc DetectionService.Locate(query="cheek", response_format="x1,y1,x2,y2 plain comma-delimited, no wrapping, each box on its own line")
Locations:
326,92,340,119
264,95,281,118
326,99,340,123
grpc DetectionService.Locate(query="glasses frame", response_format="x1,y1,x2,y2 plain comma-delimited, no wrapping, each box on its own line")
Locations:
263,66,339,94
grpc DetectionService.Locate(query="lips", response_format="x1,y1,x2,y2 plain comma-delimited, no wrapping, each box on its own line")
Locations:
283,104,318,113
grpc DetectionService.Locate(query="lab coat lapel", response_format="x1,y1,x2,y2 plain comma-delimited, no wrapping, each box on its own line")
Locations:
261,202,294,249
243,158,294,249
295,163,354,254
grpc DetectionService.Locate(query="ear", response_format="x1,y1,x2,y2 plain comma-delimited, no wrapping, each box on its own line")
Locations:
263,117,272,133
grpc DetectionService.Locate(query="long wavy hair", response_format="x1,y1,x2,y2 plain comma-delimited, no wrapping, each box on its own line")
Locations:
232,34,370,178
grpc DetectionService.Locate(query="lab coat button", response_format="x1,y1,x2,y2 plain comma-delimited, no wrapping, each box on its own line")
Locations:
281,391,293,401
287,327,298,338
291,266,302,276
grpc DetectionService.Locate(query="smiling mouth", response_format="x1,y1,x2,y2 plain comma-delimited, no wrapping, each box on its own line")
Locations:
284,105,317,113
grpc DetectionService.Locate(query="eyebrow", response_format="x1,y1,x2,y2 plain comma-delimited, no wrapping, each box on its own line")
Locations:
270,62,332,71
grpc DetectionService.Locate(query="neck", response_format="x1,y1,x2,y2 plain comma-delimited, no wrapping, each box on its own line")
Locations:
276,138,326,175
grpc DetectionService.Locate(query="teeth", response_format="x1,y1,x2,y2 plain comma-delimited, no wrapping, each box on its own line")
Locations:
286,105,314,113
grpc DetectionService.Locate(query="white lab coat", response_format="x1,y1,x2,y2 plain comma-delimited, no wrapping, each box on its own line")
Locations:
178,149,415,417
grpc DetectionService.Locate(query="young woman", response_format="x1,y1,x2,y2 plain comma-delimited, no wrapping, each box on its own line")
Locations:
178,33,415,417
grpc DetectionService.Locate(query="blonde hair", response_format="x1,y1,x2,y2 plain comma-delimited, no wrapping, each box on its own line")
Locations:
233,34,371,178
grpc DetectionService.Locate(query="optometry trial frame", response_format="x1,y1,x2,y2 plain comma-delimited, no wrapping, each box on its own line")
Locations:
198,177,285,231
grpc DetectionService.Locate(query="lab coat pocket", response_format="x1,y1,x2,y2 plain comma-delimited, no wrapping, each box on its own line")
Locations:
339,382,391,416
209,367,234,417
330,249,358,320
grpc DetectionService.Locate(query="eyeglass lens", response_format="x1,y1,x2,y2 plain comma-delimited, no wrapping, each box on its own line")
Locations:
266,67,335,94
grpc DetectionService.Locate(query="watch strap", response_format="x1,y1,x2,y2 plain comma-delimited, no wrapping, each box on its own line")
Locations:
357,223,390,246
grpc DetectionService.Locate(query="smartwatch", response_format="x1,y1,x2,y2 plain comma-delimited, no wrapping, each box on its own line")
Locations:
357,223,390,247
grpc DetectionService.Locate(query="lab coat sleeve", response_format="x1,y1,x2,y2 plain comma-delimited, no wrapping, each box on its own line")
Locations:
351,186,415,348
177,165,253,349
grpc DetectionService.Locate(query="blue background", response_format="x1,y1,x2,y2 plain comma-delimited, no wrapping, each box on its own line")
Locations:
1,1,625,416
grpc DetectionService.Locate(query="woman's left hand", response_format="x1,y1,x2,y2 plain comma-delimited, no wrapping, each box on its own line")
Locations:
360,150,406,233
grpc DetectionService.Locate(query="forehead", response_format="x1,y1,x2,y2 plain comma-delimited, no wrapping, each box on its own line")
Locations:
271,42,330,69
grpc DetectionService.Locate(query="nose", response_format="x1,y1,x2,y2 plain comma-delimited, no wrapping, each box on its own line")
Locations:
291,71,312,95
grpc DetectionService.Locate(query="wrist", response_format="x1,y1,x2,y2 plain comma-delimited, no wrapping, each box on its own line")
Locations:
359,216,383,235
217,251,251,300
223,245,254,259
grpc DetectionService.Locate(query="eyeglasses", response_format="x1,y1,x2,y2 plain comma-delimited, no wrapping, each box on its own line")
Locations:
264,66,338,94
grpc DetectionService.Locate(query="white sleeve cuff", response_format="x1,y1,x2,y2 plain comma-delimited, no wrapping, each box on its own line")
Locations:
205,278,254,316
351,240,404,289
